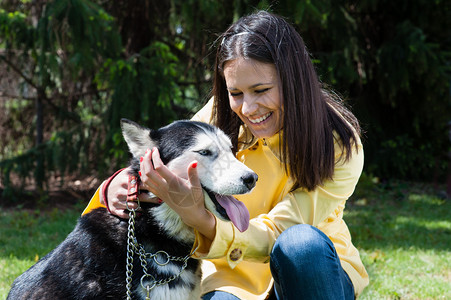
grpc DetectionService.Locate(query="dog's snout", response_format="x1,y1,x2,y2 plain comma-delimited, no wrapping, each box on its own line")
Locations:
241,173,258,190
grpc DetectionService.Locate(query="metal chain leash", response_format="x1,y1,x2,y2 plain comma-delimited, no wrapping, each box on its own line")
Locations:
126,204,138,300
136,243,196,297
124,181,197,300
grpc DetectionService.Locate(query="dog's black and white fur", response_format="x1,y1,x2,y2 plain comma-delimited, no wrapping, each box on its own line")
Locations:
7,119,257,300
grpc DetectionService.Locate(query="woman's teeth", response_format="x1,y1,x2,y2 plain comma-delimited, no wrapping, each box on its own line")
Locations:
249,112,272,124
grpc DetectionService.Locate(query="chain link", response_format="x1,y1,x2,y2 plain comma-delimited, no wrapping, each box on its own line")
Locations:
126,208,137,300
125,201,197,300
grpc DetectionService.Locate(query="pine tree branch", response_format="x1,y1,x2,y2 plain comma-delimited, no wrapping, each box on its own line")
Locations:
0,92,36,101
0,54,39,91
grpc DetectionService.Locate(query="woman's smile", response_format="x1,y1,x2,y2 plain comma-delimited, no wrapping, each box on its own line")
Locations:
248,112,273,124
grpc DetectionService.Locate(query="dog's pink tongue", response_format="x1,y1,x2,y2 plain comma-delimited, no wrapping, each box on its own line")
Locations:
215,194,250,232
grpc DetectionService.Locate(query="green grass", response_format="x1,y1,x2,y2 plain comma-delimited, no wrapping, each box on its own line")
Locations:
0,204,83,298
346,176,451,299
1,178,450,299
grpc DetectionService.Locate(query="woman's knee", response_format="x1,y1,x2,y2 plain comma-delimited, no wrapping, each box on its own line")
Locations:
271,224,333,263
270,225,354,299
202,291,240,300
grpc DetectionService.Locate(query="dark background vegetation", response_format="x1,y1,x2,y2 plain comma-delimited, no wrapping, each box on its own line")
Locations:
0,0,450,203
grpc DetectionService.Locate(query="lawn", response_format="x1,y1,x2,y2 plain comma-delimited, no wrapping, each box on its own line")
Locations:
346,175,451,299
0,202,84,298
1,177,450,299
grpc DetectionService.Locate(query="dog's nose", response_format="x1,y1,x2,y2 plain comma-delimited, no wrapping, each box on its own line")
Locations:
241,173,258,190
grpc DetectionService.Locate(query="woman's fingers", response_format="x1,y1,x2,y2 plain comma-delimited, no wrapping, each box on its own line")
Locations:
139,148,204,211
137,191,159,203
99,181,107,205
138,180,161,204
151,148,178,187
111,209,130,219
187,161,200,187
108,197,138,218
101,162,166,218
106,168,129,203
140,148,167,187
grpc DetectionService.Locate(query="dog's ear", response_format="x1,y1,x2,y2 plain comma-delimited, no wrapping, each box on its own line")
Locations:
120,118,156,158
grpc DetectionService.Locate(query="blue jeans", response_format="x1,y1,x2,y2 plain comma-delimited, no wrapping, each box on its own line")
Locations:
270,224,354,299
203,224,354,299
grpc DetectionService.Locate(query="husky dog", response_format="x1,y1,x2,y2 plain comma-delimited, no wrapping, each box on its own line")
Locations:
7,119,257,300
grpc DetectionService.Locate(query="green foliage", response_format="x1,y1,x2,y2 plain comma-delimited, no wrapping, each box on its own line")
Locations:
283,0,451,181
1,0,450,201
368,135,445,180
0,0,123,199
0,9,34,51
0,124,92,201
0,1,187,198
36,0,121,73
102,42,182,161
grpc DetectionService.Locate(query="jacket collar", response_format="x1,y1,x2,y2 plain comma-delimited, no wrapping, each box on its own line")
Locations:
237,125,283,159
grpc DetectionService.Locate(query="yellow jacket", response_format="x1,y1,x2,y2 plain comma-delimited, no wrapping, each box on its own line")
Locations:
83,100,369,299
190,100,368,299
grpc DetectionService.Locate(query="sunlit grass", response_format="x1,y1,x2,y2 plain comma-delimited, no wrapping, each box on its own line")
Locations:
1,178,450,299
0,205,82,298
358,248,451,299
347,177,451,299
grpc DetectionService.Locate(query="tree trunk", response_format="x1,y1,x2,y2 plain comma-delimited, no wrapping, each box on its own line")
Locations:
35,92,44,191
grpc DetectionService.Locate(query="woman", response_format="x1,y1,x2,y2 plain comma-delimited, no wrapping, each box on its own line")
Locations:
83,10,368,299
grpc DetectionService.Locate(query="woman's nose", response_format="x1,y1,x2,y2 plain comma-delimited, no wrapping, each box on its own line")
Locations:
241,96,258,116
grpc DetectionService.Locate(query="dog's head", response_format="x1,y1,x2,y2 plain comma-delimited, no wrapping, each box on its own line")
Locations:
120,119,257,233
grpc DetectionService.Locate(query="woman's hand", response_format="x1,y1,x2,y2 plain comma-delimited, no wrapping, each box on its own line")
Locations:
140,148,216,240
100,167,160,219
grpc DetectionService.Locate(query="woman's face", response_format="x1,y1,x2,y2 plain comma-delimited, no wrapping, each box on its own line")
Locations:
224,57,282,138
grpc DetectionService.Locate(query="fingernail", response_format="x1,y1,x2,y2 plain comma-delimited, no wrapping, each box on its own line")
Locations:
138,171,142,176
139,157,143,162
158,198,163,204
192,162,198,168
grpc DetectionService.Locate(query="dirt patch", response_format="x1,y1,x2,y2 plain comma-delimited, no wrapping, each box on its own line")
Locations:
0,175,100,212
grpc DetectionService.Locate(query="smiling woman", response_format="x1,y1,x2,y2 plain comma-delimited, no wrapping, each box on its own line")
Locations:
224,58,282,139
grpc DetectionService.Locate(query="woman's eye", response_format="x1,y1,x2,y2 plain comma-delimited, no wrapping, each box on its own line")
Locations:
197,149,212,156
230,91,242,97
255,88,270,94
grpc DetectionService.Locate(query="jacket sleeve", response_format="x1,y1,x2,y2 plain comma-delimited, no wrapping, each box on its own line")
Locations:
82,183,106,215
192,141,364,269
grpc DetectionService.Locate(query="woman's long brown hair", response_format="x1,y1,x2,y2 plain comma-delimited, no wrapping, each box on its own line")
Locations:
212,11,360,192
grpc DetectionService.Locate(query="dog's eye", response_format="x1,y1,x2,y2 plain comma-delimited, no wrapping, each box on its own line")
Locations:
196,149,212,156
